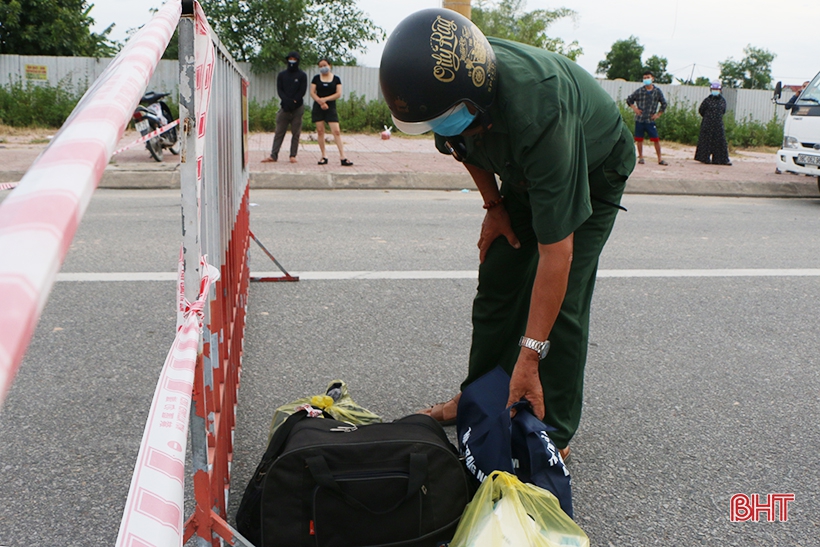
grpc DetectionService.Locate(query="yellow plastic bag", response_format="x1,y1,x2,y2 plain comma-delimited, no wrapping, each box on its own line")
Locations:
450,471,589,547
268,380,382,439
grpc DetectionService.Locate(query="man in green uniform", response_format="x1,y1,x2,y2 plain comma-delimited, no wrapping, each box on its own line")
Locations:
379,9,635,457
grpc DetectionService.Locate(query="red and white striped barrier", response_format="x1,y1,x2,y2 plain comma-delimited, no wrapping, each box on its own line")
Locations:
194,0,215,186
0,182,18,191
0,0,180,406
112,119,180,156
115,256,219,547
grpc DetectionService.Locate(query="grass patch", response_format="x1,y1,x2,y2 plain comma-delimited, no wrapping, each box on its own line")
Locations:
0,79,785,151
734,145,779,154
249,93,393,133
619,100,783,148
0,78,85,128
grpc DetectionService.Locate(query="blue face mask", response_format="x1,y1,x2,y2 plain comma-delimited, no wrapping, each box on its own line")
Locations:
430,103,478,136
643,78,653,86
711,90,720,96
319,66,330,75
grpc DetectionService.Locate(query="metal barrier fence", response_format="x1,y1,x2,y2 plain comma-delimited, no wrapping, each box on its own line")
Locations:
179,1,252,545
0,0,251,545
115,1,253,546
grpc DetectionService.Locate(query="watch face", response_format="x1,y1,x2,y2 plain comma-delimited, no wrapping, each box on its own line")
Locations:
520,336,550,360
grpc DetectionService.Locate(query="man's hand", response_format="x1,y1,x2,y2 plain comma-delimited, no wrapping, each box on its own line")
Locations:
477,205,520,263
506,353,545,419
632,106,642,116
651,112,661,121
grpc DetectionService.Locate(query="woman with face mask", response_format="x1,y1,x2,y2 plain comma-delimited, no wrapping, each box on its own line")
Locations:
311,59,353,166
694,82,731,165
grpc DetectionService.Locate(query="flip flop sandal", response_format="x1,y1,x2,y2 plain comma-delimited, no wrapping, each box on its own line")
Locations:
418,392,461,426
658,160,669,166
341,159,354,166
420,402,457,426
637,158,645,164
317,157,328,165
559,446,571,464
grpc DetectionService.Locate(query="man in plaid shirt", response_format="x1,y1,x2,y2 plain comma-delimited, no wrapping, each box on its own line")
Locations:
626,70,668,165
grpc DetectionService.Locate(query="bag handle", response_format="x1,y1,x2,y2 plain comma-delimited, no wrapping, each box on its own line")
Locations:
254,410,311,480
306,453,428,515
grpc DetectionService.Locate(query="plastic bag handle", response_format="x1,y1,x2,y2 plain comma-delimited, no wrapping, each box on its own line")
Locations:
306,453,428,515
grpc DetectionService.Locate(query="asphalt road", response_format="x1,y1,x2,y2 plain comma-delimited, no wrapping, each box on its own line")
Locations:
1,189,819,546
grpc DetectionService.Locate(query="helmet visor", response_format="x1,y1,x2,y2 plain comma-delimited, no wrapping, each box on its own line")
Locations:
392,102,476,136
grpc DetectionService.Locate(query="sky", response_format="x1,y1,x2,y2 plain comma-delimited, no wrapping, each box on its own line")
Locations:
88,0,819,85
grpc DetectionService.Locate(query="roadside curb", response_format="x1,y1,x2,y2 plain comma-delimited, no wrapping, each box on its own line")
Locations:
4,168,818,198
624,177,819,198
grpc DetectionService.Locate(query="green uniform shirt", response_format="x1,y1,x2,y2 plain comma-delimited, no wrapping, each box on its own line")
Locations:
436,38,633,244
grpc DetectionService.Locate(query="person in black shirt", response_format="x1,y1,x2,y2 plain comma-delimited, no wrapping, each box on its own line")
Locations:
311,59,353,166
263,51,307,163
694,82,731,165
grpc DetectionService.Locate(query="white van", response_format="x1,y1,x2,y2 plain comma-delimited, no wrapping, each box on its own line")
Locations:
774,73,820,189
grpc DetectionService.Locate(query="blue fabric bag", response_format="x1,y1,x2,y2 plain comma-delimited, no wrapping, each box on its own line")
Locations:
457,366,574,518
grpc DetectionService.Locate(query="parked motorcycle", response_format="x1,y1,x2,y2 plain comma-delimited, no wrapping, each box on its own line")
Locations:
132,91,179,162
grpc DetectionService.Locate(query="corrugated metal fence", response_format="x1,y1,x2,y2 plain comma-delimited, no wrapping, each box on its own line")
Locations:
0,54,383,106
599,79,793,124
1,54,794,124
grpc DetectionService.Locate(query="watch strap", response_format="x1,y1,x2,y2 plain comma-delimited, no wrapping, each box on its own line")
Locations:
519,336,550,360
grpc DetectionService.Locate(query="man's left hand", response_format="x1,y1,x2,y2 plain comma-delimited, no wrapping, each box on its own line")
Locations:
478,205,520,263
506,355,545,420
651,113,661,121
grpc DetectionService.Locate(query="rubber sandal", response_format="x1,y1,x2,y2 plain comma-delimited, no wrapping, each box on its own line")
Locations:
658,160,669,166
317,157,328,165
418,392,461,426
637,157,645,164
261,156,277,163
341,159,354,166
559,446,571,464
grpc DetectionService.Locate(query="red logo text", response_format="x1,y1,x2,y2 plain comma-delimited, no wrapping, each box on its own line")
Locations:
730,493,794,522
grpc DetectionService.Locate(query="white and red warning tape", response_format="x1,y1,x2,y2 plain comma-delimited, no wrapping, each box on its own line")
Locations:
116,5,218,546
112,119,180,156
115,255,219,547
0,0,180,406
0,182,17,191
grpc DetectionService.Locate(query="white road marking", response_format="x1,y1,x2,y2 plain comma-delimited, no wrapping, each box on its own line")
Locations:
55,269,820,282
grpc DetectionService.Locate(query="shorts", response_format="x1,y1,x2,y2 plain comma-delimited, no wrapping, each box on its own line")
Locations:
312,102,339,123
633,121,659,142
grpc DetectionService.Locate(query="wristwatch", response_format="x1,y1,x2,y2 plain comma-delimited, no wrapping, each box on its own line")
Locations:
519,336,550,360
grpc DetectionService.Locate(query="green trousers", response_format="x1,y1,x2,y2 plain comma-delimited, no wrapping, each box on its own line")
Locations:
462,131,632,449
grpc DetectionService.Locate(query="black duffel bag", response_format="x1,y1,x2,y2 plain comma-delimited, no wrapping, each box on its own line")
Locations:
236,410,472,547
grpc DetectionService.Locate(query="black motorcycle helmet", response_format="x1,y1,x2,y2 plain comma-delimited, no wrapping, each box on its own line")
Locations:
379,8,497,135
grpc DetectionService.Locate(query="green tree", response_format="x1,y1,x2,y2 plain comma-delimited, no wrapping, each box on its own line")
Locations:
644,55,672,84
719,45,776,89
200,0,383,71
0,0,118,56
597,37,671,83
161,30,179,60
472,0,582,61
596,36,643,81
